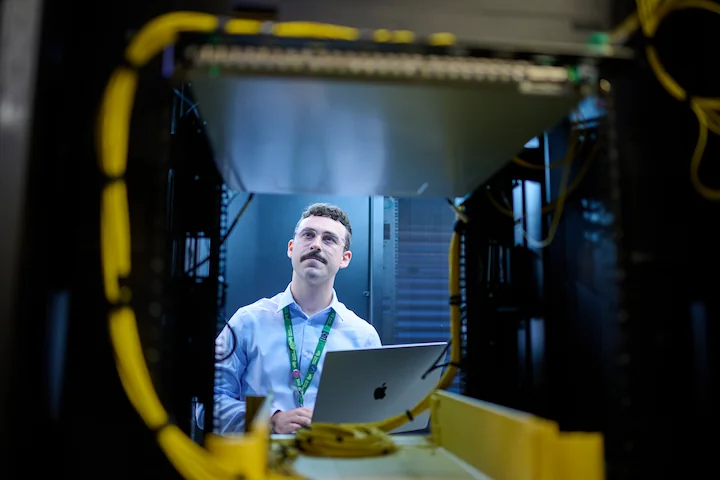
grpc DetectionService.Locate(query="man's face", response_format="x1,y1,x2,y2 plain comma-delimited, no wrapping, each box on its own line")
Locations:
288,215,352,284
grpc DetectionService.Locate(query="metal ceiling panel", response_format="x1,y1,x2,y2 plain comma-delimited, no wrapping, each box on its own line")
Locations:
182,41,616,198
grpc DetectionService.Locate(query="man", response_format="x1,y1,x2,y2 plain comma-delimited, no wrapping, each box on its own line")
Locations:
197,203,382,434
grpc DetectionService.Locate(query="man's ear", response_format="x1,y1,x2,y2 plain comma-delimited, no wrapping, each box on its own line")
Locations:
339,250,352,269
287,239,294,259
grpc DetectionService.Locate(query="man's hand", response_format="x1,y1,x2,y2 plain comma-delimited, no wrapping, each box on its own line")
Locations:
271,407,313,434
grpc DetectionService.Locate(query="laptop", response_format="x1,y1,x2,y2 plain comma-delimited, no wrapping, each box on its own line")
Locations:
312,342,448,434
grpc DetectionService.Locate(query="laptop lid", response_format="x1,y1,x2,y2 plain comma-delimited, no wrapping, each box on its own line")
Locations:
312,342,448,434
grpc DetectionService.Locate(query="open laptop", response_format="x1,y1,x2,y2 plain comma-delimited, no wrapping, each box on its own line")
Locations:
312,342,448,434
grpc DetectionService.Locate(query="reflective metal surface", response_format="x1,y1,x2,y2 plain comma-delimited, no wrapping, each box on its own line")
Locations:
190,73,580,198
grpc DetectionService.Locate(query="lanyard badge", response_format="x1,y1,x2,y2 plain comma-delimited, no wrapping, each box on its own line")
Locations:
282,306,336,407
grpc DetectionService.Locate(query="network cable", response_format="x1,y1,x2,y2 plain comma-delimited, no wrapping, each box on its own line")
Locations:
485,121,603,248
609,0,720,200
636,0,720,200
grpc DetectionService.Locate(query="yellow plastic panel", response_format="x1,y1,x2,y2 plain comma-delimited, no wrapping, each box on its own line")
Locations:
429,391,604,480
556,432,605,480
205,395,273,480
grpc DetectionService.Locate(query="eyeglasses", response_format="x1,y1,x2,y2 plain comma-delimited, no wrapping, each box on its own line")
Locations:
296,228,346,249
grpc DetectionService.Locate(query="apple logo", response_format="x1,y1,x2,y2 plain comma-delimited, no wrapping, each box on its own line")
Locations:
373,383,387,400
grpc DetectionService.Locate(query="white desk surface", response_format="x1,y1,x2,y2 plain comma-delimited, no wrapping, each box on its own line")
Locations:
273,435,492,480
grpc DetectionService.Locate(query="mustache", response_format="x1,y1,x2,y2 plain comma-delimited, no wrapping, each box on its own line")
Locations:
301,252,326,264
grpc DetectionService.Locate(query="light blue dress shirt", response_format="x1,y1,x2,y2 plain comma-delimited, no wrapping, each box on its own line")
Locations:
196,283,382,434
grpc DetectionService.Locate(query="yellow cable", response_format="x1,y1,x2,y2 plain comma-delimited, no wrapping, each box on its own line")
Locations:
608,11,641,44
271,22,359,40
487,130,600,234
224,19,262,36
505,0,720,248
512,155,563,170
97,11,469,476
99,11,241,480
636,0,720,200
512,130,583,171
608,2,720,199
512,108,587,171
125,12,219,67
429,32,456,46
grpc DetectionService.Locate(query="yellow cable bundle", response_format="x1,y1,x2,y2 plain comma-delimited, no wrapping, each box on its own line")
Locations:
486,126,604,249
98,11,245,480
271,22,360,40
635,0,720,200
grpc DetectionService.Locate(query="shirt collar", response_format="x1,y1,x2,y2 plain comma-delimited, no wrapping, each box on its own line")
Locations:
276,283,345,321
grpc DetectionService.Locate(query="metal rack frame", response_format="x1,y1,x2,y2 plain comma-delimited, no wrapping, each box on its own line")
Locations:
3,1,718,479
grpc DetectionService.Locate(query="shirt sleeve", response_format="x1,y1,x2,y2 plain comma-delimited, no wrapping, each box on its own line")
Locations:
364,324,383,348
196,314,249,434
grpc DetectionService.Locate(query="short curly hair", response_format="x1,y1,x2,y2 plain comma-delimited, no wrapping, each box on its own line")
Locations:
295,203,352,251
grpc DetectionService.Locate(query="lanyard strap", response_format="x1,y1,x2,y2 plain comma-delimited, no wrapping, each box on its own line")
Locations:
282,306,336,407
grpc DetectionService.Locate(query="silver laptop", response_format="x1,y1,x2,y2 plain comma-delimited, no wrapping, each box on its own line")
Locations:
312,342,448,434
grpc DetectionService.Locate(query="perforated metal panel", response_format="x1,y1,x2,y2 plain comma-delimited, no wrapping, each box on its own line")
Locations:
383,197,462,392
381,197,399,343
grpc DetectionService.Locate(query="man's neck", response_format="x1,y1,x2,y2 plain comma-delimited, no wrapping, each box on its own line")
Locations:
290,273,334,317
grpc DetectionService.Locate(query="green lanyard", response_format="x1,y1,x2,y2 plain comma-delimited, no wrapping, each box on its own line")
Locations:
282,306,336,407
